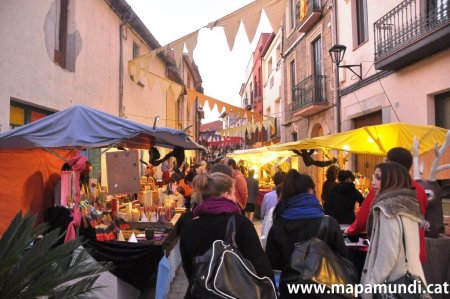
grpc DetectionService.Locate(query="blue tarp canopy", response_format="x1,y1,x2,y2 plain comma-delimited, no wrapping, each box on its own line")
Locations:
0,105,205,150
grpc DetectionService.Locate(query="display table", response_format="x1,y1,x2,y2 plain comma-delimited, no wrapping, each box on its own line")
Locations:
85,227,179,292
255,189,272,220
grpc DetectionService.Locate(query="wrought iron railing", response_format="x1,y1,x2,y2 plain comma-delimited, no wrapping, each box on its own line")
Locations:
291,75,326,111
374,0,449,60
296,0,322,28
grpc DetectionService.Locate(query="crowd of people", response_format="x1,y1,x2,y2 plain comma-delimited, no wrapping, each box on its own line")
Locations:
54,147,430,298
174,147,429,298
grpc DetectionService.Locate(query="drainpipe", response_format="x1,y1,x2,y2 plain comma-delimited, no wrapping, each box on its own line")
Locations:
119,22,125,117
332,0,340,132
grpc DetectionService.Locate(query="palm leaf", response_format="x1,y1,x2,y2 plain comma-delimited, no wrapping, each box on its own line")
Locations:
0,211,109,299
0,212,47,277
50,276,102,299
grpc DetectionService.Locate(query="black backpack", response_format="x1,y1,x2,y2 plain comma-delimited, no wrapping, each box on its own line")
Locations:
191,214,277,299
280,216,358,299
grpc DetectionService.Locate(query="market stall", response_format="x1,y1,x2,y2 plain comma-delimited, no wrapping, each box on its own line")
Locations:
269,123,449,196
0,105,205,297
269,122,450,289
227,147,297,219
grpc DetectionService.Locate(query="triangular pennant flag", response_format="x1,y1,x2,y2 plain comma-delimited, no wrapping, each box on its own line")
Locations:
264,0,287,33
171,40,184,67
221,16,241,51
197,94,207,107
185,30,199,62
216,102,224,113
135,67,142,83
187,90,197,109
141,53,152,71
257,122,263,131
269,117,275,128
242,6,262,43
170,83,183,97
128,61,137,81
146,73,156,92
252,123,257,132
159,78,171,93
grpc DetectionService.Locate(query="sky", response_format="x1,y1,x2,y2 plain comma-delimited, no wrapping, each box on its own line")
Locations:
125,0,272,123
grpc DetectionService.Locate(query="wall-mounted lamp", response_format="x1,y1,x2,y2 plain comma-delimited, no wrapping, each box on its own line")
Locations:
153,116,160,130
328,44,362,133
328,44,362,80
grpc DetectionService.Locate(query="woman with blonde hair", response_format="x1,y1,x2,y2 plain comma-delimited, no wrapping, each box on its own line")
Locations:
179,170,274,299
361,162,427,298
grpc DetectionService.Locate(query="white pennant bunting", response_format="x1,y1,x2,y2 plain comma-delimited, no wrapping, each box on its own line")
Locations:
242,6,262,43
171,41,185,67
221,16,241,51
185,30,199,62
264,0,287,33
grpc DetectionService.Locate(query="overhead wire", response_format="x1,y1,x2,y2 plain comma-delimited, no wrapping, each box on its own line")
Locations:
376,70,401,121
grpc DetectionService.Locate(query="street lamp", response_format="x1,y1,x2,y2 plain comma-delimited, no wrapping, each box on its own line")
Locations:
328,44,362,132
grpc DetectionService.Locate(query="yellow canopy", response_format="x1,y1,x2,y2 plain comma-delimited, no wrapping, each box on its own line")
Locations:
227,146,295,165
268,123,448,156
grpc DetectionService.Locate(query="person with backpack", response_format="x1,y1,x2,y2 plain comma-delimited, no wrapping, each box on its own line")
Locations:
180,170,274,299
266,170,348,298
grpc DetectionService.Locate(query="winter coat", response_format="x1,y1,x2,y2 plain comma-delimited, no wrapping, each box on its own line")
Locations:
361,188,426,299
347,181,428,264
246,176,259,204
180,212,273,299
327,182,364,224
321,179,338,209
232,170,248,208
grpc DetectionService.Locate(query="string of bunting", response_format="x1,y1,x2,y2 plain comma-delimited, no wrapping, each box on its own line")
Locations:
127,0,286,137
217,118,275,136
128,56,183,97
128,0,286,77
186,88,275,135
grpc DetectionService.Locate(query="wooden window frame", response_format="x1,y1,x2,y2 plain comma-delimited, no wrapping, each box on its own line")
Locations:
54,0,69,68
355,0,368,46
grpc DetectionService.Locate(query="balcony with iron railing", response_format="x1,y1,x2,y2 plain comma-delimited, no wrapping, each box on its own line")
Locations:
290,75,328,117
374,0,450,71
296,0,323,33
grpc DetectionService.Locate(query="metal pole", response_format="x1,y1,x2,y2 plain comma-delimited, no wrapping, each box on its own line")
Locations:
335,62,341,133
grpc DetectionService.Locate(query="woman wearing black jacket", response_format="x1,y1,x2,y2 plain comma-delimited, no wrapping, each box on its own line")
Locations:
266,170,348,298
327,170,364,224
180,170,274,299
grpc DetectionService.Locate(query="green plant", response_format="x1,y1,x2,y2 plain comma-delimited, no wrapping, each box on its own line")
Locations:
0,212,109,298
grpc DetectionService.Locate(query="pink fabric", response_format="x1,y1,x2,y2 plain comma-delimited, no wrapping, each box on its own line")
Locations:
64,151,87,242
60,171,72,207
